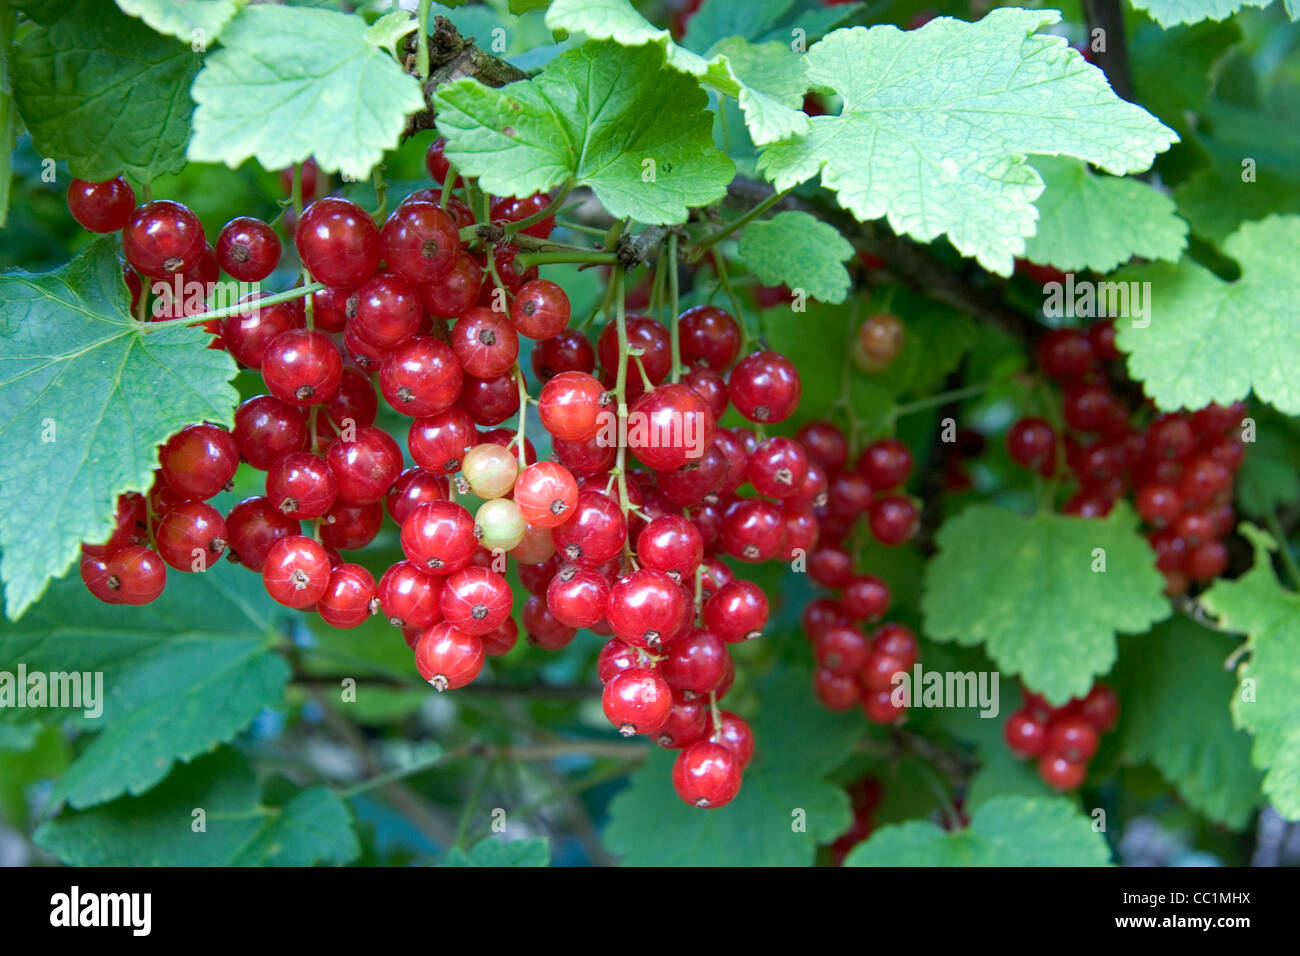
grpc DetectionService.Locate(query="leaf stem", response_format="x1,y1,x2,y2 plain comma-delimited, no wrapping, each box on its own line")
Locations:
1265,509,1300,590
513,250,618,270
668,232,683,382
891,382,993,419
689,186,791,260
416,0,432,79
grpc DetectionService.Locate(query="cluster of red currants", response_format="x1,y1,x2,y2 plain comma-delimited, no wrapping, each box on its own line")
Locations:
785,420,922,724
68,136,824,810
1006,322,1246,595
1003,683,1119,789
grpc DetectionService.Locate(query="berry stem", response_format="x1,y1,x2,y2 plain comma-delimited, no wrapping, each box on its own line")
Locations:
688,185,791,261
372,165,389,222
612,266,632,522
668,232,683,383
1264,509,1300,590
513,249,618,270
513,365,530,469
290,163,303,217
415,0,432,79
144,282,325,328
440,161,457,209
709,249,750,357
891,383,992,419
504,181,573,237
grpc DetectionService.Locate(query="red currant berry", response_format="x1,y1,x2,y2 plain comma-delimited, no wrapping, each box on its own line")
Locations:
1079,684,1120,733
216,216,280,281
636,514,703,583
401,500,478,575
106,545,168,605
295,197,380,288
796,421,849,471
657,696,710,749
745,436,809,499
1047,715,1100,762
262,535,331,608
377,560,444,628
702,579,768,643
597,315,671,397
154,501,227,571
842,575,891,621
1038,752,1088,790
491,192,555,239
481,617,519,657
1006,417,1057,472
531,329,595,382
439,566,512,635
326,426,402,504
815,625,869,675
224,294,304,370
728,350,801,424
266,451,336,519
511,279,571,339
710,711,754,767
233,395,308,469
379,335,463,417
808,544,854,589
514,461,580,528
160,424,238,500
522,594,577,650
1036,329,1094,381
324,366,379,431
868,495,918,545
815,667,861,711
538,371,609,442
678,305,740,371
414,622,484,691
81,552,122,603
224,497,300,571
607,568,688,649
380,201,459,285
263,329,343,405
552,491,627,567
451,306,519,378
123,200,206,279
1004,708,1049,757
602,667,674,737
672,741,742,808
858,439,912,490
319,500,384,552
546,564,610,628
408,407,477,474
458,372,520,425
552,434,616,477
68,177,136,232
424,138,461,186
317,563,378,629
420,251,483,318
351,273,422,349
720,498,784,562
628,384,716,472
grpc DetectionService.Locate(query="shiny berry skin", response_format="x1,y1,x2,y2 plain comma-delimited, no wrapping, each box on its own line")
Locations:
636,515,703,583
106,545,168,605
628,384,716,472
720,498,784,562
1135,483,1182,527
233,395,308,469
815,625,869,675
491,192,555,239
796,421,849,471
869,495,919,545
379,336,463,417
351,273,422,349
858,439,912,490
1038,752,1088,790
814,667,861,711
262,535,330,608
439,566,512,636
451,307,519,378
481,618,519,657
546,564,610,628
522,594,577,650
223,497,300,571
602,667,674,737
862,688,907,725
808,545,853,589
81,552,121,603
596,315,671,397
1080,684,1120,732
728,350,801,424
311,286,354,334
401,500,478,575
607,569,687,649
553,491,626,567
408,407,477,474
678,305,741,371
872,622,919,668
538,371,609,442
661,629,728,695
325,367,379,430
803,597,851,639
857,312,905,368
319,501,384,552
657,697,710,749
295,197,381,288
160,424,238,500
681,367,728,421
511,279,571,339
1037,328,1094,381
461,443,518,499
842,575,891,621
326,426,402,504
1047,716,1100,762
68,177,136,232
481,427,537,466
672,741,742,808
317,563,378,629
745,436,809,499
266,451,336,519
414,622,484,691
703,580,769,643
485,244,537,294
224,294,304,370
552,434,616,477
82,493,148,558
380,201,459,285
421,252,483,318
1007,418,1057,472
514,462,579,528
532,329,595,382
512,522,556,564
1147,413,1197,460
1179,454,1232,509
216,217,280,281
597,638,642,682
658,443,727,507
1187,539,1229,581
458,372,520,425
377,561,444,627
424,138,461,186
1004,708,1049,757
152,501,226,572
263,329,342,406
123,200,206,278
710,711,754,767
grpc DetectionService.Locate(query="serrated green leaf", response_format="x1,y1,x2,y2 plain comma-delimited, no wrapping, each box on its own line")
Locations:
11,0,200,182
603,668,860,865
1025,157,1187,273
544,0,810,147
1114,215,1300,415
36,748,359,866
1237,410,1300,518
0,237,239,620
737,210,853,303
115,0,244,43
922,502,1170,704
442,837,550,866
845,795,1111,866
1128,0,1285,28
0,561,289,809
187,5,424,181
435,41,733,225
365,9,419,56
1201,525,1300,819
756,11,1178,276
1113,618,1262,829
1130,19,1241,136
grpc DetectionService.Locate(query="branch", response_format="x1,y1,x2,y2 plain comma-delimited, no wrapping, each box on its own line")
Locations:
403,16,527,137
1082,0,1135,103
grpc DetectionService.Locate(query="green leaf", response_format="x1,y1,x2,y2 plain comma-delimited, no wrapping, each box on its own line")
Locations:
603,668,860,865
435,41,733,225
922,502,1170,704
0,561,289,809
36,749,359,866
114,0,244,43
544,0,810,147
1127,0,1285,28
1130,19,1241,136
10,0,200,182
845,795,1111,866
1237,410,1300,518
1024,157,1187,273
1114,215,1300,415
0,237,239,619
682,0,795,49
365,9,419,56
1113,618,1262,829
442,837,550,866
0,726,68,826
756,11,1178,276
1201,525,1300,819
187,5,424,181
737,211,853,303
0,7,15,229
